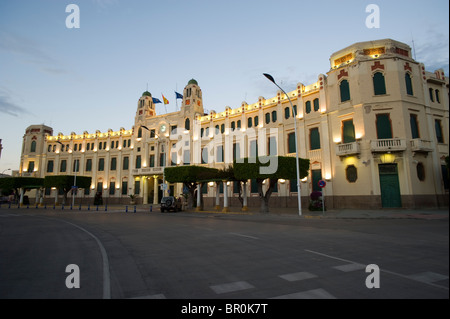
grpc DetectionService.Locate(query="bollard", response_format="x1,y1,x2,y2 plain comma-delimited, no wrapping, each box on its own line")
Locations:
53,204,56,210
105,205,107,211
125,205,128,213
70,205,73,210
79,204,81,211
133,205,136,213
150,205,152,212
96,205,99,211
9,202,11,209
27,204,29,209
36,204,38,209
44,203,47,209
88,204,90,211
62,204,64,210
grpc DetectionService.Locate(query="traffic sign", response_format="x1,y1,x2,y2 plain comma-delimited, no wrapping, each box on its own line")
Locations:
318,180,326,188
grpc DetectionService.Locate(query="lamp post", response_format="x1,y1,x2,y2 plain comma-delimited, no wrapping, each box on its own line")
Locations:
57,141,78,207
263,73,302,216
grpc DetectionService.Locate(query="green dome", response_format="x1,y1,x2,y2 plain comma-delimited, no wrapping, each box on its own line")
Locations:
188,79,198,86
142,91,152,97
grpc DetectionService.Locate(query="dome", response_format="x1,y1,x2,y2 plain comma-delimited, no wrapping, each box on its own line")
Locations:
142,91,152,97
187,79,198,86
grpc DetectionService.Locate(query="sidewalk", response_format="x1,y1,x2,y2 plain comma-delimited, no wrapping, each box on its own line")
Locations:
1,202,448,220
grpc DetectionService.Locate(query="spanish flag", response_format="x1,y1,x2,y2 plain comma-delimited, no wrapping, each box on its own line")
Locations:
162,94,169,105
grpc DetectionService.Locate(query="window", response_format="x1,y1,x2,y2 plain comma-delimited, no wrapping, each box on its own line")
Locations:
254,116,259,127
309,128,321,150
201,147,208,164
287,132,296,153
127,140,131,147
342,119,356,143
313,98,320,112
221,123,225,134
159,153,166,167
110,157,117,171
284,107,290,119
150,129,155,138
86,159,92,172
435,90,440,103
171,126,177,134
272,110,277,122
134,180,140,195
48,145,52,152
233,143,241,161
149,155,155,167
30,141,36,153
135,155,141,169
185,118,190,131
237,120,241,129
290,179,298,192
435,119,444,143
405,73,413,96
97,182,102,192
27,161,34,173
47,160,54,173
99,142,103,150
109,182,115,195
123,156,129,170
74,144,78,151
340,79,351,102
429,88,434,102
200,127,204,137
416,163,425,181
98,158,105,171
373,72,386,95
410,114,420,139
293,105,297,117
231,121,235,131
87,143,91,151
216,145,224,163
265,113,270,124
137,127,142,138
202,183,208,194
183,150,190,165
251,179,258,193
215,125,220,135
205,127,210,137
268,136,277,155
305,101,311,114
250,140,258,157
346,165,358,183
121,181,128,195
73,159,80,172
247,117,253,128
60,160,67,173
233,181,240,194
312,169,322,192
376,114,392,139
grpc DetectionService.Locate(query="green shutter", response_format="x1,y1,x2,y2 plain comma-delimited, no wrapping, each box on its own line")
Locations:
312,169,322,192
268,137,277,155
265,113,270,124
86,159,92,171
135,156,141,169
410,115,420,139
343,120,356,143
313,98,319,112
247,117,252,128
373,72,386,95
405,73,413,95
121,181,127,195
305,101,311,114
250,140,257,157
290,179,298,192
340,80,350,102
150,155,155,167
310,128,321,150
123,157,129,170
288,133,296,153
272,110,277,122
376,114,392,139
435,120,444,143
285,107,290,119
251,179,258,193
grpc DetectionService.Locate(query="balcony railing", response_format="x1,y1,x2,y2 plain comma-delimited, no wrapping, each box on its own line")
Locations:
370,138,406,152
308,149,322,161
335,141,360,156
410,139,433,153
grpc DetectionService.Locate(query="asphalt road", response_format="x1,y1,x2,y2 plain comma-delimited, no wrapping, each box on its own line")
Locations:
0,208,448,299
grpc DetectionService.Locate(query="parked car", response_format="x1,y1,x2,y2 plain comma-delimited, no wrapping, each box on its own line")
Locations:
160,196,182,213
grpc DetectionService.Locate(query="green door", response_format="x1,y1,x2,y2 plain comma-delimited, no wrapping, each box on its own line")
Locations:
312,169,322,192
379,164,402,208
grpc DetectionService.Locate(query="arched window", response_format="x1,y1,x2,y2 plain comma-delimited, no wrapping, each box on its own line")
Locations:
30,141,36,152
435,90,440,103
340,79,351,102
284,107,290,119
305,101,311,114
254,116,259,127
405,73,413,96
248,117,253,128
265,113,270,124
416,162,425,181
271,110,277,122
137,127,142,138
313,98,320,112
185,118,190,131
373,72,386,95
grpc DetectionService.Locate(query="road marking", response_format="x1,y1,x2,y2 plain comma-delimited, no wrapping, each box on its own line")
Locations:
279,272,317,282
408,272,448,284
210,281,255,294
0,214,21,217
271,288,336,299
305,249,449,291
229,232,259,240
41,216,111,299
333,263,366,272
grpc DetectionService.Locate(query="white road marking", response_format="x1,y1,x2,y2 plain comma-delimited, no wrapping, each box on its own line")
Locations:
408,272,448,284
305,249,449,291
279,272,317,282
333,263,366,272
271,288,336,299
229,232,259,240
210,281,255,294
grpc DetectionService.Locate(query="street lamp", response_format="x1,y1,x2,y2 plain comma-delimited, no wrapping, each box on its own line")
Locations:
263,73,302,216
57,141,78,207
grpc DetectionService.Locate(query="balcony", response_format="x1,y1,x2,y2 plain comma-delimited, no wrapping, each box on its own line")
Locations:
132,167,164,176
371,138,407,152
335,141,361,157
21,172,39,177
410,139,433,153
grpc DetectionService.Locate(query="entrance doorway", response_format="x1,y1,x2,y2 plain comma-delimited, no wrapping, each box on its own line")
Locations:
379,164,402,208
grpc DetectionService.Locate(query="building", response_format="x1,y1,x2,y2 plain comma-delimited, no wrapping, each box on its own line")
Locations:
19,39,449,209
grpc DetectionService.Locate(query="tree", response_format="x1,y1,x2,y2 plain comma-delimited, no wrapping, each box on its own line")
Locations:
0,177,44,204
44,175,91,205
164,166,219,209
234,156,310,213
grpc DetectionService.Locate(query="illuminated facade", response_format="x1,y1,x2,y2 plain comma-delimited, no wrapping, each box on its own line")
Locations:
20,39,449,209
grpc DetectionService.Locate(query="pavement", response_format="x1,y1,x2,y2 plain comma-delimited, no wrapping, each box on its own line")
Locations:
1,202,448,220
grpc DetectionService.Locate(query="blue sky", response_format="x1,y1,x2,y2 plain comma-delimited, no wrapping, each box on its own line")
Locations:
0,0,448,173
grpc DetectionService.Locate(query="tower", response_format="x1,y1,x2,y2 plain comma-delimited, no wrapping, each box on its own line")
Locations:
20,124,53,177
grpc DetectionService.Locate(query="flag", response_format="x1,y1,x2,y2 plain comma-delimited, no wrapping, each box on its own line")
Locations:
152,97,162,104
175,91,183,99
162,94,169,105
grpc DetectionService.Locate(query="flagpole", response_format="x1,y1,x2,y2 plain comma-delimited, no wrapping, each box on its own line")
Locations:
175,84,178,111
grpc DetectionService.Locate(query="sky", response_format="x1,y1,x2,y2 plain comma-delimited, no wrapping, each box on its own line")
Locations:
0,0,449,174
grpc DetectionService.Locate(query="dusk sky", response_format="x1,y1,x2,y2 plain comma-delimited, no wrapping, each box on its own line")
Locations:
0,0,448,174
